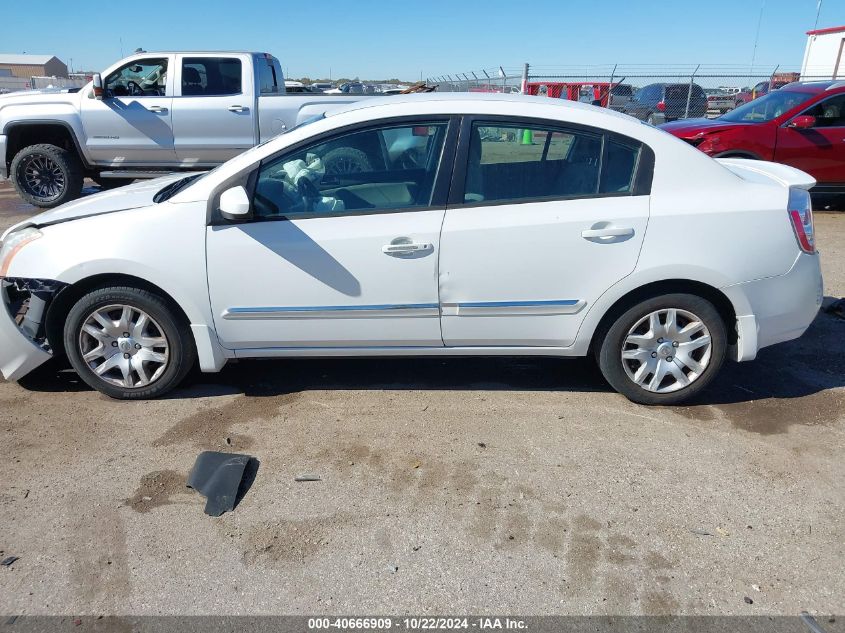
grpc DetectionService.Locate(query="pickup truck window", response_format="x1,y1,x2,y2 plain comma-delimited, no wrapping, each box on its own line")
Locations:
181,57,242,96
259,60,281,94
105,58,168,97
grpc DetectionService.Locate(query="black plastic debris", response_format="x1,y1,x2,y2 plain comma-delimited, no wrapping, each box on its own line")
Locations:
187,451,258,517
1,556,19,567
824,297,845,319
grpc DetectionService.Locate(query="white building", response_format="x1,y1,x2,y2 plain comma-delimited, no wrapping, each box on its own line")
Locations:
801,25,845,79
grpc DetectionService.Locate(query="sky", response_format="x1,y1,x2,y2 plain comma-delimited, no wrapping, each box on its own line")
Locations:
2,0,844,80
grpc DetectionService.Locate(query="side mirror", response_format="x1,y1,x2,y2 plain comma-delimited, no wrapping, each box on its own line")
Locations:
92,73,104,100
788,115,816,130
219,186,252,221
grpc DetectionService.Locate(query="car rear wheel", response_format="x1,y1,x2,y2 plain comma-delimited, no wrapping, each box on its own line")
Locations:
597,294,727,405
64,286,196,400
10,144,84,208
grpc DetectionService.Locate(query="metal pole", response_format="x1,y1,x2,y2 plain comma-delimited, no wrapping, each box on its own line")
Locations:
770,64,779,91
521,62,529,94
685,64,700,119
607,63,617,108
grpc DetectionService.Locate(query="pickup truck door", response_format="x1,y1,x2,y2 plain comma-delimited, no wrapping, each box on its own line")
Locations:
79,55,176,164
776,94,845,187
171,54,256,165
206,118,456,351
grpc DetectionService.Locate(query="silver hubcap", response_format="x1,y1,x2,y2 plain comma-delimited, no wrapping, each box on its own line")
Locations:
78,305,169,389
21,154,65,200
621,308,712,394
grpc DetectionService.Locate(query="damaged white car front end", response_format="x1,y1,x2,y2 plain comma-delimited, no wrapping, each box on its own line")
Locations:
0,173,196,380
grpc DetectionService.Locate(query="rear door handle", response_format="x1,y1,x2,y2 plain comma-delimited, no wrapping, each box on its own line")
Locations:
228,105,248,112
581,227,635,239
382,242,433,255
147,105,168,113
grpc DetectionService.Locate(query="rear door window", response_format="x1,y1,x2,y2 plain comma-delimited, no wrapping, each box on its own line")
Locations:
181,57,242,96
462,121,646,205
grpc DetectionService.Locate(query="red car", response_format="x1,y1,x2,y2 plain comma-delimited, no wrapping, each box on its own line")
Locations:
661,81,845,195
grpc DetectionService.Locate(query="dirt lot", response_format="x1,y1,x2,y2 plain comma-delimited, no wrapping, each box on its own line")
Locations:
0,179,843,616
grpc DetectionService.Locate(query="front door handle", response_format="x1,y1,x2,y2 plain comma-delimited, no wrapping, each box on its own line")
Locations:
382,242,433,256
147,105,168,113
581,227,635,240
228,105,248,112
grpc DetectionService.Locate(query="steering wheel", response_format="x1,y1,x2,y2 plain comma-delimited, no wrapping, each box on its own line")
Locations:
126,80,144,96
297,177,321,213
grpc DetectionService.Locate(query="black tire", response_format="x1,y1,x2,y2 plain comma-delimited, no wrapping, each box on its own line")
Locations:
93,177,135,190
323,147,372,175
10,143,84,208
596,293,727,406
63,286,196,400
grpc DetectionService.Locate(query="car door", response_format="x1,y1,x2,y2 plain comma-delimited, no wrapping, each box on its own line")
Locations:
79,55,176,164
439,117,652,348
206,118,457,350
775,93,845,186
171,55,257,165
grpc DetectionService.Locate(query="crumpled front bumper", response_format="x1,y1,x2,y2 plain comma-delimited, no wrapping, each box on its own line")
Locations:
0,278,63,380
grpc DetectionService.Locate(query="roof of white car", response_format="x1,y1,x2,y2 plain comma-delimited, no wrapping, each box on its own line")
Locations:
326,92,636,122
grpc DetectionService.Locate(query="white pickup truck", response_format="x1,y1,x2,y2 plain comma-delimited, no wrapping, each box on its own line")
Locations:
0,51,367,208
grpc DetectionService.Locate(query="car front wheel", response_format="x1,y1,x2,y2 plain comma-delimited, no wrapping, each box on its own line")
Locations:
64,286,196,399
597,294,727,405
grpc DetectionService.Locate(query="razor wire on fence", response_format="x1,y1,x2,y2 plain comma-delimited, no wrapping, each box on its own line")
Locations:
426,63,843,122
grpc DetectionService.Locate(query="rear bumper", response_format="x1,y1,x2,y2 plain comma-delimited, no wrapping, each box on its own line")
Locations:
725,252,823,361
0,279,56,381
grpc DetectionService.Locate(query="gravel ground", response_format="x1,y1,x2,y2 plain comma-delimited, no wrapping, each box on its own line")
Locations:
0,179,843,616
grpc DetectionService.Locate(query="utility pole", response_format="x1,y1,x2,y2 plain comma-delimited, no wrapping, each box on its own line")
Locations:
750,0,766,75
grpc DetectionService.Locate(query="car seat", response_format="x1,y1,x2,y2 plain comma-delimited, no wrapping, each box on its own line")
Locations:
182,67,204,95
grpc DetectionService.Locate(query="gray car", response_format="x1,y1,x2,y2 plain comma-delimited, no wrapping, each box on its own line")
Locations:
621,83,707,124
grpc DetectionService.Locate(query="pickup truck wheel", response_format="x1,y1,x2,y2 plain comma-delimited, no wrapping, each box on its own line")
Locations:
93,177,135,190
11,144,84,208
63,286,196,400
323,147,372,175
597,293,727,406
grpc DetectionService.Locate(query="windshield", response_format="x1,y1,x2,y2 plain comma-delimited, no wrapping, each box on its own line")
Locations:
720,90,814,123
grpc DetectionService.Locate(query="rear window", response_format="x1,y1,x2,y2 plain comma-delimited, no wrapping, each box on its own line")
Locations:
259,59,280,94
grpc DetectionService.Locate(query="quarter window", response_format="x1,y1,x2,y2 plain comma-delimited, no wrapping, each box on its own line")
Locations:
253,122,448,220
181,57,242,96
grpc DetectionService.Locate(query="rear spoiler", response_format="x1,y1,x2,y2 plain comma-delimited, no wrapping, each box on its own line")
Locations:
716,158,816,191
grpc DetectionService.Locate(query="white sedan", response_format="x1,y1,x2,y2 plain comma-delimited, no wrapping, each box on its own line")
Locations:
0,94,823,404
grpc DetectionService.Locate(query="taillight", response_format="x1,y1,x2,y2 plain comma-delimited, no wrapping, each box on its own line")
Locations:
656,101,666,112
788,188,815,254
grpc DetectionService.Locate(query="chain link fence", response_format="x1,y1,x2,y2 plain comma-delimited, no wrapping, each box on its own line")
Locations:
426,64,841,122
0,74,89,94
